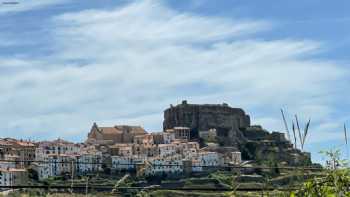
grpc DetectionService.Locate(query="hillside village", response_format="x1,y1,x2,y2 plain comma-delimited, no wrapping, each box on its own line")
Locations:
0,101,312,188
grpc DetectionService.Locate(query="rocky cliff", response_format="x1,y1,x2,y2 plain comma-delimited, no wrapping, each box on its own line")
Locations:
163,100,251,147
163,101,312,166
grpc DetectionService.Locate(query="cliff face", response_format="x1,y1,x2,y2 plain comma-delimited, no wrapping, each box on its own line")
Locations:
163,101,312,166
163,100,251,146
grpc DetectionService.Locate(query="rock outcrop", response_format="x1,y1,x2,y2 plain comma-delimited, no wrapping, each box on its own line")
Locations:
163,100,251,147
242,125,311,166
163,101,312,166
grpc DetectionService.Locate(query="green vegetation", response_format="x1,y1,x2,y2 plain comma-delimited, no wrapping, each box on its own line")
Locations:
292,150,350,197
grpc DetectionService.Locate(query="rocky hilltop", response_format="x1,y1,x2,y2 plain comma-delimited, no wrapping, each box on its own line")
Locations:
163,100,311,166
163,100,250,146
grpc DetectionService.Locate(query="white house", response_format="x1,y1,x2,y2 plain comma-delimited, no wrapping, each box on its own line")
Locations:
198,151,219,166
144,157,183,176
34,154,76,180
111,155,146,171
0,168,27,188
192,151,219,172
76,151,103,174
35,139,81,160
0,161,16,170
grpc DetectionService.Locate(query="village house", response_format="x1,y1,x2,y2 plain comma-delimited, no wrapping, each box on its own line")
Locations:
133,144,158,157
192,151,220,172
198,151,219,166
0,138,36,168
109,144,133,156
34,142,104,180
144,155,183,176
76,150,103,174
34,150,103,180
187,142,200,150
183,148,198,160
165,127,191,141
34,154,76,180
170,140,199,156
151,132,175,144
0,168,27,188
35,139,81,160
0,161,16,170
111,155,146,171
0,139,13,158
134,134,154,145
158,144,176,157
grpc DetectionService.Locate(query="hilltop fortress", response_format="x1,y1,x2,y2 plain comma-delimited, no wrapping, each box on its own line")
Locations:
163,100,250,147
163,100,311,166
86,100,311,167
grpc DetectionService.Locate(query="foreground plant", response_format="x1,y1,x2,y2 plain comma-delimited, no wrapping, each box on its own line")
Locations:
292,150,350,197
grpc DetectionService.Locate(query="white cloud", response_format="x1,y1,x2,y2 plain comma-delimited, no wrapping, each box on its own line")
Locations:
0,0,349,148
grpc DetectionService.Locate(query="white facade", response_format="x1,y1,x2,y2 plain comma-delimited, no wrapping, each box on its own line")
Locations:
192,151,219,172
36,139,81,160
35,150,103,180
198,152,219,166
34,154,76,180
77,152,103,174
0,161,16,170
0,170,12,187
0,169,27,187
111,156,145,171
145,157,183,176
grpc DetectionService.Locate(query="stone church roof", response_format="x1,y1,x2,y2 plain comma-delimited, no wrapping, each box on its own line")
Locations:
98,127,123,134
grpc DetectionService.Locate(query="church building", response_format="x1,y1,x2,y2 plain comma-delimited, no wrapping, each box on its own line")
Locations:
86,123,147,145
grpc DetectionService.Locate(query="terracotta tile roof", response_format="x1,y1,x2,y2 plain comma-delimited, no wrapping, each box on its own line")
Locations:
0,140,12,146
15,141,36,147
114,125,146,135
99,127,122,134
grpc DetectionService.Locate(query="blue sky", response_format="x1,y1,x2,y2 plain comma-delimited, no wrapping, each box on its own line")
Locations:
0,0,349,163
